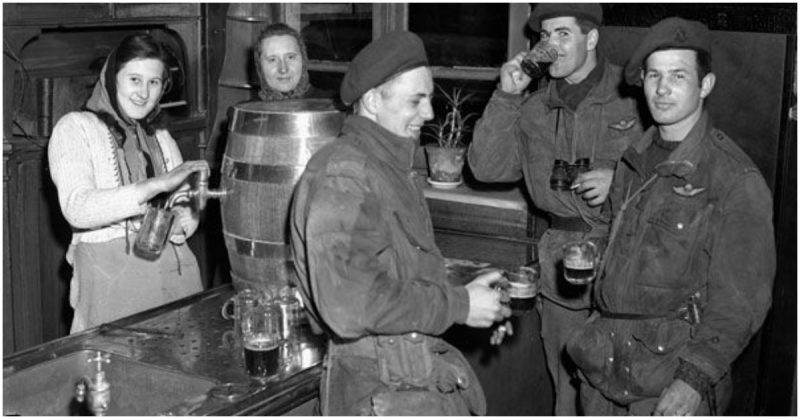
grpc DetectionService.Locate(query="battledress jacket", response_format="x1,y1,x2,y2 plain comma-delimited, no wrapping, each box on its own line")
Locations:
289,115,484,415
468,60,641,307
566,111,776,406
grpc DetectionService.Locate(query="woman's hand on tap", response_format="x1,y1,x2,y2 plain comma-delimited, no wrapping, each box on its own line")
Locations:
136,160,210,204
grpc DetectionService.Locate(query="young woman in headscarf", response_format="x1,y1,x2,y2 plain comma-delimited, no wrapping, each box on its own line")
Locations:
254,23,335,101
48,34,209,333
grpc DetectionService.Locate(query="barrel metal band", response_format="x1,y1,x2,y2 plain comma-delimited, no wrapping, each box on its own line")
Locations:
222,157,303,184
233,237,291,259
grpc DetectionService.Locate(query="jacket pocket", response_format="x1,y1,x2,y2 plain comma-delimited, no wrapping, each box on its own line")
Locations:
636,201,713,288
566,315,613,377
629,319,690,396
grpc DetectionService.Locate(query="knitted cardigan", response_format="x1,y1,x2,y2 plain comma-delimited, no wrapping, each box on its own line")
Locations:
48,111,196,260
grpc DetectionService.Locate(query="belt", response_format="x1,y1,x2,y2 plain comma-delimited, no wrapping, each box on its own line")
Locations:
549,215,592,233
328,336,379,359
597,304,699,325
328,332,429,359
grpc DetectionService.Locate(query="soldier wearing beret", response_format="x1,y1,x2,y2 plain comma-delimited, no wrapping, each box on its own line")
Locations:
468,3,642,415
566,17,775,415
289,30,511,416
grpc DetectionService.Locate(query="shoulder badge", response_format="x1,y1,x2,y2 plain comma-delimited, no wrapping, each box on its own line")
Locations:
609,118,637,131
673,182,706,197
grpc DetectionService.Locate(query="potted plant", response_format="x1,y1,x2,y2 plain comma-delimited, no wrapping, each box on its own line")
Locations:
423,86,476,187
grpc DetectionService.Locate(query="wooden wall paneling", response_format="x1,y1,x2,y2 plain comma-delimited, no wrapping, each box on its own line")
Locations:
112,3,201,19
205,3,276,164
160,21,204,118
38,155,72,340
372,3,407,37
204,3,229,138
3,3,109,23
754,35,797,415
7,151,46,351
4,150,14,353
507,3,531,60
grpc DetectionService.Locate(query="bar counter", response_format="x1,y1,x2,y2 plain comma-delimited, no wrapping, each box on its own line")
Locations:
3,285,324,416
4,176,551,416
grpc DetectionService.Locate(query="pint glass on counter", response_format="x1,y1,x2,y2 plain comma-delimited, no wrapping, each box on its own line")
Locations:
241,304,283,381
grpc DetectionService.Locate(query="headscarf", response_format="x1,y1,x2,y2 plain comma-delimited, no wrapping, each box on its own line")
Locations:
84,50,168,186
255,29,312,101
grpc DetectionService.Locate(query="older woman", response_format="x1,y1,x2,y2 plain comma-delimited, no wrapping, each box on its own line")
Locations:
49,34,209,333
254,23,333,101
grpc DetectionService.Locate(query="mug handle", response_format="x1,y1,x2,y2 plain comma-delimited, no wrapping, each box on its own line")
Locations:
221,296,236,320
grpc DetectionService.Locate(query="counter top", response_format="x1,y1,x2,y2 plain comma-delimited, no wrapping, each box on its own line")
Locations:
3,259,538,416
3,285,324,416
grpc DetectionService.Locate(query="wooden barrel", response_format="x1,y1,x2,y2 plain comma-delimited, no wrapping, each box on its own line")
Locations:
221,99,344,294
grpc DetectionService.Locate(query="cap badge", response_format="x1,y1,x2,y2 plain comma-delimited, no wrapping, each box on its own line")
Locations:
675,28,688,44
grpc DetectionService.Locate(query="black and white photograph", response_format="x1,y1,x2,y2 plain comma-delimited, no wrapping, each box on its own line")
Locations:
2,2,796,416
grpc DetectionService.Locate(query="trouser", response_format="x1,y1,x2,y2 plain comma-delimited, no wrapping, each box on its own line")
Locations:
578,373,733,416
537,297,591,415
537,227,595,415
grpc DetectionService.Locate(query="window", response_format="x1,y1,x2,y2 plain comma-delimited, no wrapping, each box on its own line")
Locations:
299,3,373,62
408,3,510,68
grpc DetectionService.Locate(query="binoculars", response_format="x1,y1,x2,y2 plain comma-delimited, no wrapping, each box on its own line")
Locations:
550,158,590,191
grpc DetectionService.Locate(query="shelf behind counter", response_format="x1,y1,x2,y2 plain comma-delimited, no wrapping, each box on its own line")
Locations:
417,170,543,269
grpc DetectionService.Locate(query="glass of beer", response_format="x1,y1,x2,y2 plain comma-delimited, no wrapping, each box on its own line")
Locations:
241,303,284,382
562,240,598,285
133,205,175,258
504,266,540,313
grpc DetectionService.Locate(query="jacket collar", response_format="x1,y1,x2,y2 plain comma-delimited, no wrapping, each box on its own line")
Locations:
342,115,416,172
623,110,712,179
544,57,613,109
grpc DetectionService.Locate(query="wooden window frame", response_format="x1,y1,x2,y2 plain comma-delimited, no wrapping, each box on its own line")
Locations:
281,3,531,81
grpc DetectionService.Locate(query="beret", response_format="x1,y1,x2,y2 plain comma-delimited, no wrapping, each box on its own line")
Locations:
340,30,429,106
528,3,603,32
625,17,712,85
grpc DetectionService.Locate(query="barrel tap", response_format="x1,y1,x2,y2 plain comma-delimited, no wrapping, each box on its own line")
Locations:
166,169,227,210
75,351,111,416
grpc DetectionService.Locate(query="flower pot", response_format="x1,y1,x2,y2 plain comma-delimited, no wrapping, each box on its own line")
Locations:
425,145,466,184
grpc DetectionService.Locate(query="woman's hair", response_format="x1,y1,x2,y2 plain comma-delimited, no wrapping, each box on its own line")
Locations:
254,22,308,63
100,34,176,135
106,34,174,98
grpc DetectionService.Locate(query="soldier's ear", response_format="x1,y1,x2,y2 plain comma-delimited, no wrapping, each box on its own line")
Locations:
360,88,381,115
700,72,716,99
586,28,599,52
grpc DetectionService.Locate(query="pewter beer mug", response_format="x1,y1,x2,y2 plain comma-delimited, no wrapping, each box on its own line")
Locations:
562,240,599,285
134,205,175,257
